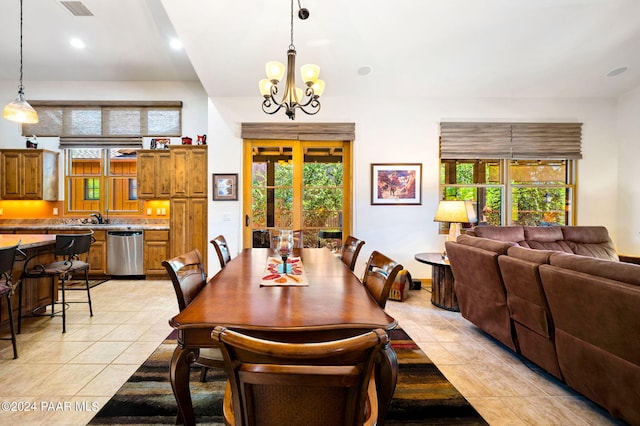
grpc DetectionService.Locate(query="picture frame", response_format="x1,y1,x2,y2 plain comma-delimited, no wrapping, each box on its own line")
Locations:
213,173,238,201
371,163,422,205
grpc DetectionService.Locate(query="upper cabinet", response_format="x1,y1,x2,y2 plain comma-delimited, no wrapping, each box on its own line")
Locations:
171,145,208,197
137,149,172,199
0,149,59,200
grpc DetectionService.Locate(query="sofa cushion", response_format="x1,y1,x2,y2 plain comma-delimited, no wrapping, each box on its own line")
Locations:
456,234,516,255
561,226,619,261
471,226,525,243
549,252,640,287
507,246,554,264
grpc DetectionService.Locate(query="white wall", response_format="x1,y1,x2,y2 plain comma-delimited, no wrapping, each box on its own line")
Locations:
617,86,640,254
2,80,635,277
208,94,627,279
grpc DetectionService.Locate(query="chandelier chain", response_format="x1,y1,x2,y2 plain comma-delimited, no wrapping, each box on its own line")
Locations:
289,0,295,50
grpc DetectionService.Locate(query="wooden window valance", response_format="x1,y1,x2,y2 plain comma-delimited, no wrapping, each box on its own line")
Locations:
241,122,355,141
440,122,582,159
21,101,183,142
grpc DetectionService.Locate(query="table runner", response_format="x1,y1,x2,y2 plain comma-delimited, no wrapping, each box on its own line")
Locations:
260,256,309,286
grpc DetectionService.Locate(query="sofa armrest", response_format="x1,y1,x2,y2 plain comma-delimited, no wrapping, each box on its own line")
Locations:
619,254,640,265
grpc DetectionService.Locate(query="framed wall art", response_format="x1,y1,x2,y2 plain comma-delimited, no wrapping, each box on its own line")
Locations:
213,173,238,201
371,163,422,205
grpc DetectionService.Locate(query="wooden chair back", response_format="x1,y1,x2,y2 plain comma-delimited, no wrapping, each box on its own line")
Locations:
162,249,207,311
212,326,387,426
211,235,232,268
341,235,365,271
362,251,403,309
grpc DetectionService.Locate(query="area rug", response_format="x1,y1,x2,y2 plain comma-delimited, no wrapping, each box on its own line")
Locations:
90,328,487,425
65,279,109,289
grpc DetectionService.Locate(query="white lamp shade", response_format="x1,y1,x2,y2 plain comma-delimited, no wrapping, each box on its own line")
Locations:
433,200,477,224
265,61,285,82
300,63,320,83
3,93,39,124
311,79,325,97
258,79,273,97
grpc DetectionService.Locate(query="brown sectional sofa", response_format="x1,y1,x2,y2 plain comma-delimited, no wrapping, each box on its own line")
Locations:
445,225,640,425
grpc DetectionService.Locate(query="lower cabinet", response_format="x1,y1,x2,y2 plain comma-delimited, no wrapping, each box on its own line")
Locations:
144,230,170,277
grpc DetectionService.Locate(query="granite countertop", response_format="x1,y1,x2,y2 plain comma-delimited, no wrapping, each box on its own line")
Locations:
0,219,170,231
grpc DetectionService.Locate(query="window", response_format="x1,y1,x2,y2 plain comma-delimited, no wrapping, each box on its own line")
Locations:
85,178,100,200
439,122,581,228
65,148,140,215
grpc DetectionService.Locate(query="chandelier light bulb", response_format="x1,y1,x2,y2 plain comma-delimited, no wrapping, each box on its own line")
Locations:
258,79,273,97
311,79,325,97
300,64,320,84
265,61,285,82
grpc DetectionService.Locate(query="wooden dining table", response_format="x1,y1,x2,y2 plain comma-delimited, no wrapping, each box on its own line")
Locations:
169,247,399,425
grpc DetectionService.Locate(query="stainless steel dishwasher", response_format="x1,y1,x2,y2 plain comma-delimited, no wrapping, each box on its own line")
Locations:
107,230,144,276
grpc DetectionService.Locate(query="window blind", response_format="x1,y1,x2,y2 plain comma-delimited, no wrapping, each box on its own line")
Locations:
22,101,182,146
440,122,582,159
241,122,355,141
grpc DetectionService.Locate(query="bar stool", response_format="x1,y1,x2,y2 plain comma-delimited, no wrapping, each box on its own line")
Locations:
0,243,21,359
18,231,95,334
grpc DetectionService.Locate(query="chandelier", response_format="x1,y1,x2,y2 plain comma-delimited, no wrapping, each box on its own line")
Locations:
259,0,325,120
3,0,39,124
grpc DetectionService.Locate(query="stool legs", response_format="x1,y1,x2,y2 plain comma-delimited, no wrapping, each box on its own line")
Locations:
17,271,93,334
5,291,18,359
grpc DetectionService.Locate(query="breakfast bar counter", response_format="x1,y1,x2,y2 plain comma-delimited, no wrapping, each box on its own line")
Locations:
0,234,57,330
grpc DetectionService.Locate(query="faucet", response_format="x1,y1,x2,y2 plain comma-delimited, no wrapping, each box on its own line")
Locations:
90,212,104,224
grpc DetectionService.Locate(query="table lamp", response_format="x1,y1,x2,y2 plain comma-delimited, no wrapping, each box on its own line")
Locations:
434,200,478,257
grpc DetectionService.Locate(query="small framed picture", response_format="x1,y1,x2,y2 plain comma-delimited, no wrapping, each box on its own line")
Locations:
213,173,238,201
371,163,422,205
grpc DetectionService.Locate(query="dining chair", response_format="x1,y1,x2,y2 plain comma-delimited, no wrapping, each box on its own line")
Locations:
18,231,95,334
361,250,404,309
0,243,21,358
341,235,366,271
211,235,232,268
212,326,388,426
162,249,225,382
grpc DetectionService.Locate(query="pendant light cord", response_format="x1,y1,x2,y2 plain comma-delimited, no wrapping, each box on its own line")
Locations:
18,0,25,93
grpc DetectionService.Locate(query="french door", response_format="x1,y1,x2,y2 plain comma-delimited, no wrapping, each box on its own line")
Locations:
242,139,352,249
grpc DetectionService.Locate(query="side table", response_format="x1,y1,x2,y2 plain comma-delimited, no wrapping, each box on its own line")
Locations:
414,253,459,312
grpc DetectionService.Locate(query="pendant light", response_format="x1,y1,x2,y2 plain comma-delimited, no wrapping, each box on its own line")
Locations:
3,0,39,124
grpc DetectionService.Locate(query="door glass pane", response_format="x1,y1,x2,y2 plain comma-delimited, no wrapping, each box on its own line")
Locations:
250,147,293,247
303,147,343,249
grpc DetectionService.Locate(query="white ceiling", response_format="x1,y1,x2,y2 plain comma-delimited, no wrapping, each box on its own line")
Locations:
1,0,639,100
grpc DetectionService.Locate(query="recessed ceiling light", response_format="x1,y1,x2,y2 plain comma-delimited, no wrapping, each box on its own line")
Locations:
357,66,372,76
606,66,628,78
70,38,85,49
169,38,183,50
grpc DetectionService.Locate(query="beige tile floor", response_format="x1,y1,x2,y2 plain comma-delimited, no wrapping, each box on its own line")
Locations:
0,279,625,425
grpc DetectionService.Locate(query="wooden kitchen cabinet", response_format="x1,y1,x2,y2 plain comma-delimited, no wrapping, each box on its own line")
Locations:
170,145,208,197
137,149,171,199
0,149,58,200
144,229,170,277
170,197,208,263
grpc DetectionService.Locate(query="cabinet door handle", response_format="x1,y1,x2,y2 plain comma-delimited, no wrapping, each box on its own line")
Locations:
245,215,250,227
